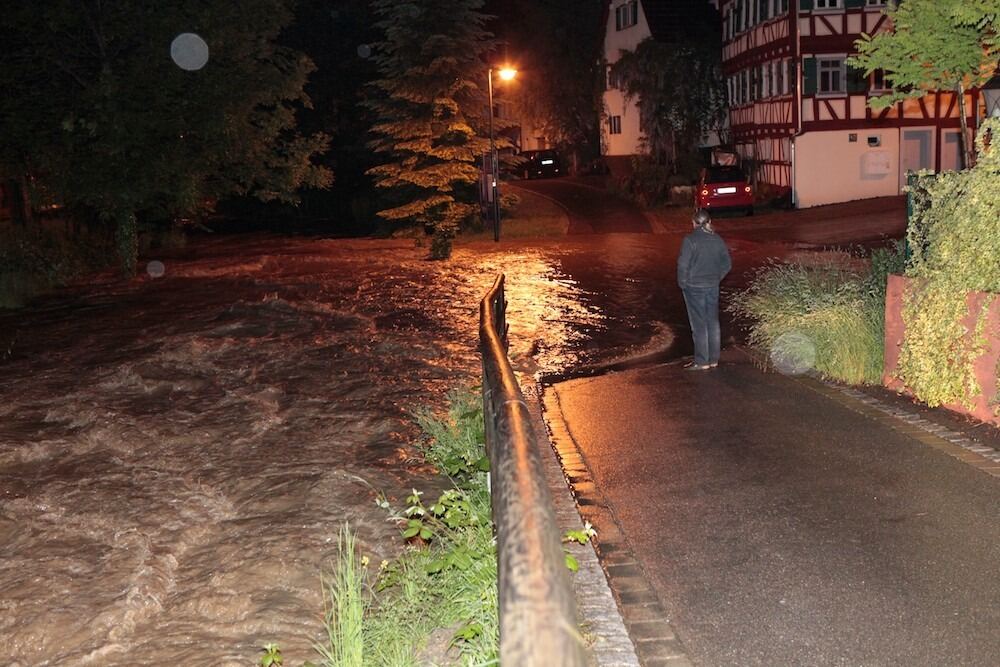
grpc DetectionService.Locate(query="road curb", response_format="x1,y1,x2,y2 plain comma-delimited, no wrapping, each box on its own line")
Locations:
540,382,695,667
519,377,643,666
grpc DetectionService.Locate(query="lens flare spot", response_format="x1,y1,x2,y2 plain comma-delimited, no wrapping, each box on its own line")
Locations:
146,260,166,278
357,44,372,59
170,33,209,71
770,331,816,376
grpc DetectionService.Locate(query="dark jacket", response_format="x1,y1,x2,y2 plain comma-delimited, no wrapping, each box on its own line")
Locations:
677,227,731,289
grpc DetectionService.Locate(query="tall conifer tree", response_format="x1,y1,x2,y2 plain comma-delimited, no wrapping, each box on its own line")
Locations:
367,0,493,258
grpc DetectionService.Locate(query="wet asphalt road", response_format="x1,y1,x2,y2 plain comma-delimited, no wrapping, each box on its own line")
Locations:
511,179,652,234
549,358,1000,666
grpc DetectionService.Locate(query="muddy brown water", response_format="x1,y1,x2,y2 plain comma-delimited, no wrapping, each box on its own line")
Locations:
0,232,785,665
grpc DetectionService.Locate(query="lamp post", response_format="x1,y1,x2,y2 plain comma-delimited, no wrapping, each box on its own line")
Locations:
488,66,516,242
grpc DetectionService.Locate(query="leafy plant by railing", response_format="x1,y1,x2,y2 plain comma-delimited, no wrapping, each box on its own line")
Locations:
897,120,1000,407
304,389,499,667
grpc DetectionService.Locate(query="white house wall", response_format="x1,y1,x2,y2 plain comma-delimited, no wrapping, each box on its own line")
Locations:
793,129,901,208
602,1,654,156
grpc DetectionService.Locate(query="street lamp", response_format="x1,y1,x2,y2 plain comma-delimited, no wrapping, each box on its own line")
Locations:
488,66,517,242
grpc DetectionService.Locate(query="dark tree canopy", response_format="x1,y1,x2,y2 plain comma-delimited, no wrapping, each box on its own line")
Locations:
0,0,331,272
611,36,727,173
366,0,495,258
498,0,605,164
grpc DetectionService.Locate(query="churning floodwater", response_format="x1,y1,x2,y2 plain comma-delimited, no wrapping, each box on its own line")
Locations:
0,231,769,665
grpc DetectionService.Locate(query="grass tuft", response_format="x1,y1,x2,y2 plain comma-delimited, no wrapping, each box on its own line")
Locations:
729,245,904,385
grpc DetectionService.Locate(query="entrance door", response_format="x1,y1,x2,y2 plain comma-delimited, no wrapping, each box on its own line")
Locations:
900,129,933,189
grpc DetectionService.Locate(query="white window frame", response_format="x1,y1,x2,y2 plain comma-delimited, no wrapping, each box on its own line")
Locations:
614,1,639,31
815,0,842,9
818,56,846,96
866,0,887,6
608,115,622,135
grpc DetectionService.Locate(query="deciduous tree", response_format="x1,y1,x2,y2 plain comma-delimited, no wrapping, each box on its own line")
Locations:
610,38,727,175
0,1,331,274
501,0,605,167
850,0,1000,169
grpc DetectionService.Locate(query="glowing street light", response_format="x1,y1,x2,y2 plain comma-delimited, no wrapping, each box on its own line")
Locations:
488,65,517,242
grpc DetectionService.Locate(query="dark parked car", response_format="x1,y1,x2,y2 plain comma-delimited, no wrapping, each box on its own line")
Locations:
696,165,754,215
519,150,563,179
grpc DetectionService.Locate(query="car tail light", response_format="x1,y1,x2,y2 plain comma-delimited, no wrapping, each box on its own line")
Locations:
744,186,752,193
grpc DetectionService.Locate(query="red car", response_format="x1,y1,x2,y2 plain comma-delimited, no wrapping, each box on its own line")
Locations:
696,166,754,216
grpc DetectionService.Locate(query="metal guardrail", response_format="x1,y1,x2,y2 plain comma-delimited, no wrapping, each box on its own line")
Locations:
479,274,587,666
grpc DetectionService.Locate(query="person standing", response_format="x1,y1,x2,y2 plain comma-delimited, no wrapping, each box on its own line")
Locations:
677,209,731,370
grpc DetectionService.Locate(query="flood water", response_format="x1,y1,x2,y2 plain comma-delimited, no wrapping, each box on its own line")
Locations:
0,231,782,665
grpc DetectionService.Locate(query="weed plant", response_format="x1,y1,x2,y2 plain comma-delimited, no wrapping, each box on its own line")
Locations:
315,389,498,666
729,245,904,385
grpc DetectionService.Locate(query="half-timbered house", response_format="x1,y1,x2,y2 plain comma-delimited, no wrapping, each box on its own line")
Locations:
719,0,985,207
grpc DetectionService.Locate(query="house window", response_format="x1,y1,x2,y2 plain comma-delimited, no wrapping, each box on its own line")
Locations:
815,0,841,9
734,0,743,32
818,57,846,94
606,66,624,91
608,115,622,135
866,0,887,5
615,1,639,30
869,68,889,92
775,59,785,95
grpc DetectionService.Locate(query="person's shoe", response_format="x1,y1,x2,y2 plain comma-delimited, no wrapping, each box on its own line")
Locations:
684,362,712,371
708,362,719,368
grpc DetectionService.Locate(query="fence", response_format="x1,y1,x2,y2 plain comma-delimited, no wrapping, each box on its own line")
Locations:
479,273,587,666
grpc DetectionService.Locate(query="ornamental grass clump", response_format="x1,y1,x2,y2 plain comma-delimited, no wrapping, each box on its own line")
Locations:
730,247,903,385
898,120,1000,407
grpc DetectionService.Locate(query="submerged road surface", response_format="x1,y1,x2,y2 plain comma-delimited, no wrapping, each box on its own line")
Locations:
547,357,1000,666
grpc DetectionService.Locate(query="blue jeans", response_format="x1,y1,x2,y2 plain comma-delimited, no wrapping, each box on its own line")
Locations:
682,286,721,366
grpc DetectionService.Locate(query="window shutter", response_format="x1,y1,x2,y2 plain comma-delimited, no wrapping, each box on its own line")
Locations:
800,0,813,10
802,58,817,95
847,64,866,93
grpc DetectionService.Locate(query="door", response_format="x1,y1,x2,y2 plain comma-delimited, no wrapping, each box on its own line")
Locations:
900,129,933,189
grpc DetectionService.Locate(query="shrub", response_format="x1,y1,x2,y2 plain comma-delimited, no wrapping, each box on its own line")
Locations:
897,120,1000,407
730,246,905,385
0,224,114,308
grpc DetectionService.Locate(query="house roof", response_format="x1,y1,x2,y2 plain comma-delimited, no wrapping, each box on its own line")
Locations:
640,0,719,43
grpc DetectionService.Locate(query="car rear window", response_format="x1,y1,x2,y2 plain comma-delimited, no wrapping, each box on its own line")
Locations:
705,167,746,183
